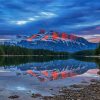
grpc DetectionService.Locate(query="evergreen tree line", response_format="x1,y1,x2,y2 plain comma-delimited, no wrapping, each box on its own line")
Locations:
73,43,100,56
0,42,100,56
0,45,69,55
95,42,100,55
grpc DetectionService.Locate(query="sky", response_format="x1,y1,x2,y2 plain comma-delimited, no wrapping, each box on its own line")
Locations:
0,0,100,42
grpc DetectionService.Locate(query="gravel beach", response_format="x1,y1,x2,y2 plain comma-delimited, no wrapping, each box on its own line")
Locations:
42,79,100,100
0,79,100,100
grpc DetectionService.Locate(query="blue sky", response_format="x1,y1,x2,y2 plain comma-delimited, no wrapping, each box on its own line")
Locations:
0,0,100,41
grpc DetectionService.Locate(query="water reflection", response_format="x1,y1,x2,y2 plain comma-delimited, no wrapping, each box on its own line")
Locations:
0,56,99,82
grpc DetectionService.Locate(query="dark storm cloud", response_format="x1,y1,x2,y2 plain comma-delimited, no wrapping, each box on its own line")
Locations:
0,0,100,35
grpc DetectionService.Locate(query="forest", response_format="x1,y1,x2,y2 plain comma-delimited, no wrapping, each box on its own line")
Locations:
0,43,100,56
73,43,100,56
0,45,69,56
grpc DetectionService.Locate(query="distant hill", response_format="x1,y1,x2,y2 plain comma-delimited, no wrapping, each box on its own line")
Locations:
73,42,100,56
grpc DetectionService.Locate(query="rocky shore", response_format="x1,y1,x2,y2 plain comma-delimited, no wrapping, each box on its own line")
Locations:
1,79,100,100
42,79,100,100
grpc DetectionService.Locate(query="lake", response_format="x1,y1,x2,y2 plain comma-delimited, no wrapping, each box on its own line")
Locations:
0,56,100,99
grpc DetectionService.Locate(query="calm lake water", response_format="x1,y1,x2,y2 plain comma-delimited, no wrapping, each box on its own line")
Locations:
0,56,100,96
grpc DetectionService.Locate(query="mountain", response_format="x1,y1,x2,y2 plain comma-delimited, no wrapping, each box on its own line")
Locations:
0,30,98,52
17,30,98,52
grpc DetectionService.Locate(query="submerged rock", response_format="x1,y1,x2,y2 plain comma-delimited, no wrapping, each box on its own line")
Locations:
31,93,42,98
8,95,19,99
42,80,100,100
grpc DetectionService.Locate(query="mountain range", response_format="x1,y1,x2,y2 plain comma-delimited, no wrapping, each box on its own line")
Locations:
0,30,98,52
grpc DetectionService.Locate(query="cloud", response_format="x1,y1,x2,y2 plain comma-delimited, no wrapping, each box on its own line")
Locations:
77,34,100,43
77,34,100,39
0,0,100,36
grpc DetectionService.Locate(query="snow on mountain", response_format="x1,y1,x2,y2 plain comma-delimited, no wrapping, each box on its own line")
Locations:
17,30,98,52
0,30,98,52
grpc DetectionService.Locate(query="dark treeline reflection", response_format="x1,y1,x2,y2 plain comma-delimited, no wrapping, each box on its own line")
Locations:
0,56,70,66
74,57,100,68
0,56,100,68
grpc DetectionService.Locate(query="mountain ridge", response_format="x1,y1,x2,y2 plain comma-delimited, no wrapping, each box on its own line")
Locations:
17,30,98,52
0,30,98,52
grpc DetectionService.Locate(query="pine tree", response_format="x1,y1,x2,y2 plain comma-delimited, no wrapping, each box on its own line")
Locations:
95,42,100,55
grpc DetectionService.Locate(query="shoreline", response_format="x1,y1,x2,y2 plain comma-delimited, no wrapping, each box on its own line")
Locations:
0,79,100,100
0,55,100,58
42,79,100,100
85,56,100,58
0,55,69,57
